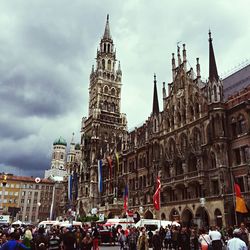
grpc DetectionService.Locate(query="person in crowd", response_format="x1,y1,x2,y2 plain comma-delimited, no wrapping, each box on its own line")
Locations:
190,228,199,250
227,228,247,250
48,229,61,250
0,232,30,250
208,225,222,250
198,228,211,250
82,232,92,250
127,227,138,250
147,229,153,249
111,226,117,245
164,227,172,250
91,227,99,250
74,227,83,250
239,222,249,247
33,227,49,250
178,226,190,250
171,226,179,250
118,230,127,250
22,229,33,248
152,230,162,250
62,231,76,250
0,233,8,247
137,229,148,250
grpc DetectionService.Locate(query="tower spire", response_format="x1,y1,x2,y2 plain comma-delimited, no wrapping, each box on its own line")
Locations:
208,30,219,82
152,73,159,115
103,14,111,39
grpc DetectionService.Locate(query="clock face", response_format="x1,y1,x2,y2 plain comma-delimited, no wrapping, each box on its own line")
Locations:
176,89,184,98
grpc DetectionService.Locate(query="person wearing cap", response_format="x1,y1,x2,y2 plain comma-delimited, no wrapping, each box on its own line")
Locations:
227,228,247,250
208,225,222,250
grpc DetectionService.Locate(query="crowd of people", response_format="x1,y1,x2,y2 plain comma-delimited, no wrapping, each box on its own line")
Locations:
0,221,250,250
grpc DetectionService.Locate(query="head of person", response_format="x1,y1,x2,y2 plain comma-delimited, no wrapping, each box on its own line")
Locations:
24,229,32,240
38,227,45,235
233,228,241,238
240,223,245,230
62,231,76,250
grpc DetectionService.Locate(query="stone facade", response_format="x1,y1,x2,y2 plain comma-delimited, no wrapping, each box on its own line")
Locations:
76,17,250,227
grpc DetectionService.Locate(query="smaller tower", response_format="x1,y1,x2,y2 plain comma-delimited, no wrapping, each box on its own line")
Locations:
44,137,67,181
207,30,223,103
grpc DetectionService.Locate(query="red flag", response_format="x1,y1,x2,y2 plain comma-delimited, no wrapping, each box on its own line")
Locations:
107,156,112,179
234,183,248,213
153,176,161,210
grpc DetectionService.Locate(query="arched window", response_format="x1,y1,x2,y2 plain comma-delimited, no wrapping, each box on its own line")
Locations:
103,101,108,111
107,44,110,52
111,103,115,112
193,128,201,150
108,60,111,70
176,112,181,126
189,106,194,120
238,114,247,134
195,103,199,116
214,85,217,101
102,59,105,70
211,152,216,169
104,85,108,94
111,88,116,96
104,43,106,52
169,139,176,156
180,133,188,152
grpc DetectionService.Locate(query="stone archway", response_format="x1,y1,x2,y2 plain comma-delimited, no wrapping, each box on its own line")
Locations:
195,206,210,228
181,208,194,227
169,208,180,222
214,209,223,228
161,213,166,220
107,212,113,219
144,210,153,219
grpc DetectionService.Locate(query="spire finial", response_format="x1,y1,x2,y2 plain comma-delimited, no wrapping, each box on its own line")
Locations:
208,29,212,40
103,14,111,39
152,73,159,115
208,30,219,82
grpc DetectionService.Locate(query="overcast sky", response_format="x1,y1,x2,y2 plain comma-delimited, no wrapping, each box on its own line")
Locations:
0,0,249,177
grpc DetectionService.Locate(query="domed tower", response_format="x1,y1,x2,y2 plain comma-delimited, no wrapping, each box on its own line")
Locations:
44,136,67,180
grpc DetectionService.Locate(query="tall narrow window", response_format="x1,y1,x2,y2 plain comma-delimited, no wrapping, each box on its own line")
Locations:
108,60,111,70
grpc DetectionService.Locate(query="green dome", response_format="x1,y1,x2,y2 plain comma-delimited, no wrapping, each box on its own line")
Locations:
53,137,67,146
75,143,80,150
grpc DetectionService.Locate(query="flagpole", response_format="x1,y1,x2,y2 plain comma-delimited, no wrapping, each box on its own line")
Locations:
230,168,238,225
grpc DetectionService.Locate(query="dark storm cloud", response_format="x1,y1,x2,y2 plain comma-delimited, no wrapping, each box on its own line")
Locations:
0,0,249,177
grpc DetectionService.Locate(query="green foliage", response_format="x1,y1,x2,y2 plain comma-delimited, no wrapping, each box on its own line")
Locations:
78,215,99,222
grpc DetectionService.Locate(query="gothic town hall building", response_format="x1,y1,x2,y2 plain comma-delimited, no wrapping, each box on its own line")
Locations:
75,16,250,227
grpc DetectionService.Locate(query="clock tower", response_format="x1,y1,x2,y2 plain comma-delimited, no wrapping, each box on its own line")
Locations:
79,15,127,213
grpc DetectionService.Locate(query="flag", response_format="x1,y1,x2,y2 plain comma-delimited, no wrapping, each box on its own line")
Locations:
115,152,120,172
73,171,78,199
124,185,128,212
68,174,73,202
107,156,112,179
98,159,103,193
234,183,248,213
153,176,161,210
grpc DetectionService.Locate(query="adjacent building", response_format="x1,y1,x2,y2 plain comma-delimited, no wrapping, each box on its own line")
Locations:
0,174,55,223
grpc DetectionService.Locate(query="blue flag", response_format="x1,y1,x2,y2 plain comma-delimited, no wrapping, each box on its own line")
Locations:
98,160,103,192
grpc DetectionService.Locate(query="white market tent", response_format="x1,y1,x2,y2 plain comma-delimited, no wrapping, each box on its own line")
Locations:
12,220,23,225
